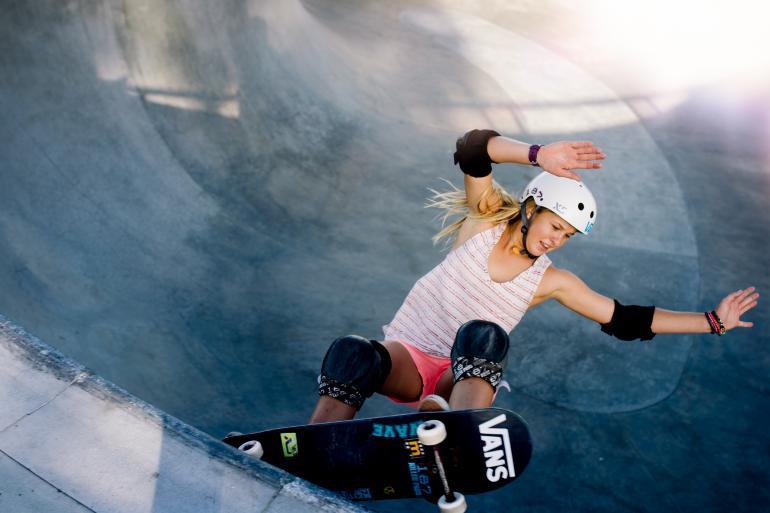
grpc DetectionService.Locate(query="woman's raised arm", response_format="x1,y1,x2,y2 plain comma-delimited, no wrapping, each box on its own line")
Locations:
453,129,605,215
488,137,605,180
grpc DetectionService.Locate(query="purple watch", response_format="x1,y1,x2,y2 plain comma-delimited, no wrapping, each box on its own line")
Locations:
528,144,541,167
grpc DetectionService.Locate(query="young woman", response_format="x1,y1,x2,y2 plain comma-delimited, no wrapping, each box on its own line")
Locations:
309,129,759,423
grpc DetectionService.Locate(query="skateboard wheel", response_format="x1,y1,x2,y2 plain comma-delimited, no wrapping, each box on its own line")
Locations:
238,440,264,459
417,420,447,446
438,492,466,513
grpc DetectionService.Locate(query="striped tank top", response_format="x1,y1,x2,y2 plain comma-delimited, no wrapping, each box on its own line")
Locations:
382,223,551,358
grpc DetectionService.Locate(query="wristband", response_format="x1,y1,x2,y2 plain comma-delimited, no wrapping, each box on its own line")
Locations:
705,310,726,336
528,144,541,166
705,311,717,334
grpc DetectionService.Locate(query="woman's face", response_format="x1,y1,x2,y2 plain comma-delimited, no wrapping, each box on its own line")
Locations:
525,209,577,256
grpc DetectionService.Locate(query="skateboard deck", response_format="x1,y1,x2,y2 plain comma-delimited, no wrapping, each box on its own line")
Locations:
222,407,532,502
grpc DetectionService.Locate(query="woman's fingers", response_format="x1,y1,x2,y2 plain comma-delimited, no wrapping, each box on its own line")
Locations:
739,292,759,308
558,169,581,181
576,154,605,163
730,288,758,311
738,293,759,312
575,148,604,155
568,141,605,158
739,287,757,300
739,302,758,315
575,149,605,159
569,160,602,169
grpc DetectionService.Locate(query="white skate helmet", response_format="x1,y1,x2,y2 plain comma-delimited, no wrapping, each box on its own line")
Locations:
518,172,597,234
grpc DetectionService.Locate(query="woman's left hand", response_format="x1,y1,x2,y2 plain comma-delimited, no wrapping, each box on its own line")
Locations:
715,287,759,331
537,141,606,181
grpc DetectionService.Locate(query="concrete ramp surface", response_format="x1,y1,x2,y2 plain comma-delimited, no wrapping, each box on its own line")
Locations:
0,316,367,513
1,0,768,512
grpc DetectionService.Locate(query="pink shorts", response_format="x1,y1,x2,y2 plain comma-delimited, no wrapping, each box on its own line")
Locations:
387,341,451,408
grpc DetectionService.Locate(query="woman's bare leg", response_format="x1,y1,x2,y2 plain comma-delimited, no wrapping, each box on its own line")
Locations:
309,341,423,423
435,368,495,410
377,341,423,401
448,377,494,409
309,396,356,423
433,368,454,401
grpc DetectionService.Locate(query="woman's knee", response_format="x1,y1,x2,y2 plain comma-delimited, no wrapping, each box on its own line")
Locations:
317,335,392,410
450,320,509,390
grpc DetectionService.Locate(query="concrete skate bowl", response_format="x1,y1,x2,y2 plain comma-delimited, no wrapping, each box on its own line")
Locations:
1,1,768,512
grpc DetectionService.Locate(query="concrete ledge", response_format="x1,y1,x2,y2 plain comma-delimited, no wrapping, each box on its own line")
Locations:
0,314,369,513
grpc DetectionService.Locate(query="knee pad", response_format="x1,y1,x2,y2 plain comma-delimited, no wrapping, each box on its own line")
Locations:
450,320,509,390
318,336,392,410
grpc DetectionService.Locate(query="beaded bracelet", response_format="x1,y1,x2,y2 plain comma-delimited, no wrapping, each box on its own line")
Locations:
705,310,726,335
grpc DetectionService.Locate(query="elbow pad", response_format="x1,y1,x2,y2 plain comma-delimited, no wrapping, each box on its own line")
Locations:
453,129,500,178
600,299,656,341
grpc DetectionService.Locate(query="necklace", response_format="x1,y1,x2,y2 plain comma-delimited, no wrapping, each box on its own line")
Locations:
504,222,527,256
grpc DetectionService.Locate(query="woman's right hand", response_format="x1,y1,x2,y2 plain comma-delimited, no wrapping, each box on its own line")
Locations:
537,141,605,181
715,286,759,332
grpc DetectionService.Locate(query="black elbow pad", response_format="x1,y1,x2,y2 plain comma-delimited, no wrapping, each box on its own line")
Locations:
600,299,656,341
453,129,500,178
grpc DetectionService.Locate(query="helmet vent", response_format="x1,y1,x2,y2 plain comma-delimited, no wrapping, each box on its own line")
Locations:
578,202,584,210
590,211,595,218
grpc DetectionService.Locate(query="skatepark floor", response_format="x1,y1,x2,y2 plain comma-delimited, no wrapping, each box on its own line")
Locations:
1,1,768,512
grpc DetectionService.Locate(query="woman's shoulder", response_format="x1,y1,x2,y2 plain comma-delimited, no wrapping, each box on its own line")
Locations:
449,219,501,252
538,264,580,296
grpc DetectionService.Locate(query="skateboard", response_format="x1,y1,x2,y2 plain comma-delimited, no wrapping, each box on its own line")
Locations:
222,407,532,512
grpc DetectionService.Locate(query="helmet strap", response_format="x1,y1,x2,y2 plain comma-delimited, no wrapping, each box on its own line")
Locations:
518,203,538,260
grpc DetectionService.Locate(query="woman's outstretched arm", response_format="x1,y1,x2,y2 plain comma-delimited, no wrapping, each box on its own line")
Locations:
651,288,758,334
543,267,759,338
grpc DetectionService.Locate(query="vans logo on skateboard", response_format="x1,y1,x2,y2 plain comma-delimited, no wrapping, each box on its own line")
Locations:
479,414,515,482
280,432,299,457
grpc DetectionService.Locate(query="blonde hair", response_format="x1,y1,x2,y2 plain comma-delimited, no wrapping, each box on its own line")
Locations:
426,179,534,248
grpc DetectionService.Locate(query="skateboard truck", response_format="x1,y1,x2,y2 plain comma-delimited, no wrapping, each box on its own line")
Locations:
417,420,467,513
